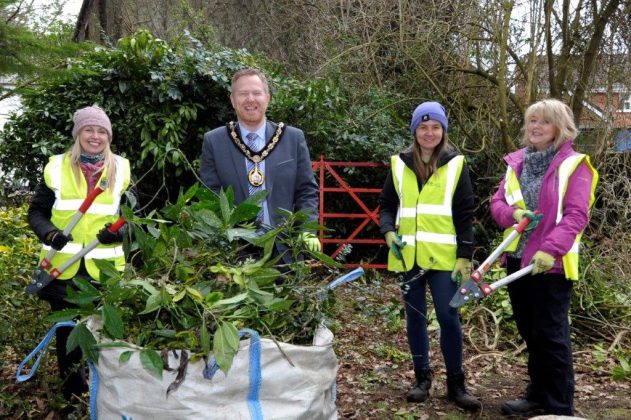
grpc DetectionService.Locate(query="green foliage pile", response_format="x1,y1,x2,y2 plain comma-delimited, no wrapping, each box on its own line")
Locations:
48,185,344,379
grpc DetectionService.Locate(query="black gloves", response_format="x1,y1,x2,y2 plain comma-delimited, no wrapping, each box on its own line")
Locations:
97,223,121,244
46,230,73,250
46,224,122,248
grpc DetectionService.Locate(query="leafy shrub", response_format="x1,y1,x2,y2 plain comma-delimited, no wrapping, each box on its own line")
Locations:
0,31,410,209
0,31,246,207
271,82,410,163
0,205,50,356
48,185,345,379
0,30,417,266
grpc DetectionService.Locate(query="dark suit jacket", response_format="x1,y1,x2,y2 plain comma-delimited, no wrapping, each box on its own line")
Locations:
200,120,319,226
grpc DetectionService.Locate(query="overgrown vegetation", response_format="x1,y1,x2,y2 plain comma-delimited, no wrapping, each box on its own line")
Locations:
0,31,408,209
1,27,629,353
39,184,346,380
0,30,409,266
0,204,50,355
1,2,630,414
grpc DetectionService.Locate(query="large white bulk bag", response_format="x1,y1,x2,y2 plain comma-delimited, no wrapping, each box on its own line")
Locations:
91,327,338,420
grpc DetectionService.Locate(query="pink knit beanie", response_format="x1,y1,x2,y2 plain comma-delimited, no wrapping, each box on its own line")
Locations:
72,106,112,139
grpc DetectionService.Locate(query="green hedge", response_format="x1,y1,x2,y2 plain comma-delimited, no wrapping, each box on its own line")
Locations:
0,31,410,211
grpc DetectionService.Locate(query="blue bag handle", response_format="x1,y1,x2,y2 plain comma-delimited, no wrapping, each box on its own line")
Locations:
16,321,76,382
203,329,263,420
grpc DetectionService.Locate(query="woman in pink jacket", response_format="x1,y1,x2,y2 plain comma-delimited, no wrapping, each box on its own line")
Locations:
490,99,598,417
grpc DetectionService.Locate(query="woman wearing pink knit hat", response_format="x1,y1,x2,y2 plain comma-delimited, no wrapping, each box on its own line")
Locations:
27,105,137,404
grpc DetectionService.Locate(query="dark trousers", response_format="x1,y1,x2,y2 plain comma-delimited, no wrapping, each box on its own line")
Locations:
507,257,574,415
37,279,89,400
402,268,463,374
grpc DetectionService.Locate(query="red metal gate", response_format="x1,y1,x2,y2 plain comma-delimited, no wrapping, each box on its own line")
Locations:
312,156,388,269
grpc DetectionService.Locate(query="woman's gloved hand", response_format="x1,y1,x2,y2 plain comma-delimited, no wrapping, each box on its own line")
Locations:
385,231,405,260
97,223,121,244
512,209,542,231
46,229,73,250
451,258,471,283
299,232,321,252
531,250,555,274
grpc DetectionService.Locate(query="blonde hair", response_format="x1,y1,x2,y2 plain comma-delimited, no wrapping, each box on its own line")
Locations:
522,99,578,150
69,129,117,189
231,68,270,94
409,131,452,182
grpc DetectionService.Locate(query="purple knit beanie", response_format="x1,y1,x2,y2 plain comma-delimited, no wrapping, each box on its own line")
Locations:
72,106,112,139
410,101,448,135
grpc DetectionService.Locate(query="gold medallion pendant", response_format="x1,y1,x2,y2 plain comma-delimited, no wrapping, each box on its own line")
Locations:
227,121,285,189
248,165,265,187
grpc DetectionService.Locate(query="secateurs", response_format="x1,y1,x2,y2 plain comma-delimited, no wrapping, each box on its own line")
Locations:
390,235,429,294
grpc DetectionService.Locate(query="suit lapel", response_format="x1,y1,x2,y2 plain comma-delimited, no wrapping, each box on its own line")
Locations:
264,121,278,192
229,124,248,200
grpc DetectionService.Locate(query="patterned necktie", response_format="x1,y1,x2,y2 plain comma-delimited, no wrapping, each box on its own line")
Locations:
245,133,263,196
246,133,265,223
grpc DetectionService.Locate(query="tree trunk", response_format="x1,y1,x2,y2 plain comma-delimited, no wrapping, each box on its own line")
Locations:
571,0,622,124
497,1,515,152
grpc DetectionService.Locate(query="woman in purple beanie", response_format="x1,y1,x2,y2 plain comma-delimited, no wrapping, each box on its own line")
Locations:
379,101,480,410
27,105,137,403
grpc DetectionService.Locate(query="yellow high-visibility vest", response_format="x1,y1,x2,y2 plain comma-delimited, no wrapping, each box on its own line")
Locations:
388,155,465,272
40,153,130,280
502,153,598,280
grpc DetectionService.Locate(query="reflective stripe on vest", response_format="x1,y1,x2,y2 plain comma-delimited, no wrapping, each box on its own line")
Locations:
502,153,598,280
502,165,527,252
42,243,125,259
40,153,131,280
504,166,525,207
388,155,464,272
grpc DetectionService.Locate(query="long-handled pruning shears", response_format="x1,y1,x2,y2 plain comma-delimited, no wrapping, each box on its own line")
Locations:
35,180,108,273
449,213,539,308
26,180,110,294
26,216,126,294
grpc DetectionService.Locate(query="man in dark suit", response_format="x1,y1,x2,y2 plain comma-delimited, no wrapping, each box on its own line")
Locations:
200,68,320,252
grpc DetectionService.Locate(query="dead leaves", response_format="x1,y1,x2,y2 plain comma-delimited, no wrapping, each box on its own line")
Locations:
332,278,631,419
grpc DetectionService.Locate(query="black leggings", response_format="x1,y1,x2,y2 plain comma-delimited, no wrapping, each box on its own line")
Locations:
402,268,463,374
506,257,574,415
37,279,90,400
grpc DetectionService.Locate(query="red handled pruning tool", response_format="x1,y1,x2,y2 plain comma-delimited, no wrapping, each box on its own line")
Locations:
449,213,539,308
35,180,108,274
26,215,126,294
